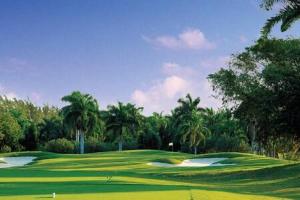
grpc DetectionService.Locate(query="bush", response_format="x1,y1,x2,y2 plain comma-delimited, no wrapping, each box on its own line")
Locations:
45,138,75,153
98,143,115,152
21,123,39,151
138,132,161,149
123,140,139,150
0,145,12,153
85,137,102,153
205,135,250,153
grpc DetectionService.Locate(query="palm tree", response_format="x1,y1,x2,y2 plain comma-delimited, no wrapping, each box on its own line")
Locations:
61,91,100,154
179,110,210,155
105,102,143,151
261,0,300,37
173,94,203,126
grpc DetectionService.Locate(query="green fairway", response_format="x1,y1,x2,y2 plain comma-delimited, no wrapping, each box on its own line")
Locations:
0,150,299,200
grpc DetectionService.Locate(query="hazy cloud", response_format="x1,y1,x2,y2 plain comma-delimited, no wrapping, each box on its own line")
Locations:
0,84,18,100
131,62,222,115
144,28,215,50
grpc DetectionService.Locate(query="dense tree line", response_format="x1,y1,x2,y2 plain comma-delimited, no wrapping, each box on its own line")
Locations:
0,93,249,155
204,0,300,159
209,38,300,159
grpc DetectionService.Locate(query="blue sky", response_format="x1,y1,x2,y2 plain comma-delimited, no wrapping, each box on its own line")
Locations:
0,0,299,114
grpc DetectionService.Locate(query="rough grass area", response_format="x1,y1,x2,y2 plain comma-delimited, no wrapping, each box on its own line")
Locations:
0,150,299,200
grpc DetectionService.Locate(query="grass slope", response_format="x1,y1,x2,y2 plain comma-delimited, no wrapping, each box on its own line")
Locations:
0,150,299,200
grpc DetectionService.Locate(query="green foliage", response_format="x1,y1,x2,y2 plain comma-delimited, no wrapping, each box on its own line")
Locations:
84,137,102,153
209,38,300,157
21,122,39,151
0,111,22,152
203,109,249,153
260,0,300,37
39,116,65,144
138,114,163,149
61,91,101,154
45,138,75,154
179,110,210,155
104,102,143,151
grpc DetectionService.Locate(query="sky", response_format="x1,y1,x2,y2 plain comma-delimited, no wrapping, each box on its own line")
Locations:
1,0,300,115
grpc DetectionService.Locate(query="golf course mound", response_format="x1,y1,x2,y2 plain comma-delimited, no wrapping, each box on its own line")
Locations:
148,157,235,167
0,150,299,200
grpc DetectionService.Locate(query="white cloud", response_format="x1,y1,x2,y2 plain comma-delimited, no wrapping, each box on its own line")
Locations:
0,84,43,104
162,62,195,77
132,75,190,113
131,62,222,115
144,28,215,50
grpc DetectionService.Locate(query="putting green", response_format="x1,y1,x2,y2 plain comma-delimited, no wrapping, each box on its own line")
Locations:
0,150,299,200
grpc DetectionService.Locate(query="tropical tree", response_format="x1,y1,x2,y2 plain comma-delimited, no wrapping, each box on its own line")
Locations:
173,94,203,119
139,112,168,149
105,102,143,151
0,111,22,152
39,116,65,144
170,94,204,151
261,0,300,37
209,38,300,157
179,110,210,155
61,91,100,154
22,122,39,150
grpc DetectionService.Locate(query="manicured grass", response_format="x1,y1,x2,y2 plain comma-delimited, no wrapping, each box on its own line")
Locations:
152,158,183,164
0,150,299,200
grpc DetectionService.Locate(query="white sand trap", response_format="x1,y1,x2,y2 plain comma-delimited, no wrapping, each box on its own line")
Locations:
0,157,36,168
148,158,235,167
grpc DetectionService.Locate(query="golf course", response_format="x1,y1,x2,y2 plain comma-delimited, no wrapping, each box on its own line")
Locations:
1,1,300,200
0,150,299,200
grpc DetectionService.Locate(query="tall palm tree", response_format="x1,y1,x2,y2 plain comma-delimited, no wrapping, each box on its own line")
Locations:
105,102,143,151
261,0,300,37
61,91,100,154
179,110,210,155
173,94,203,125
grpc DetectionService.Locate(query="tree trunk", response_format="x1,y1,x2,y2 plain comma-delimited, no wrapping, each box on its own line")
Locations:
118,133,123,151
79,130,84,154
194,146,197,156
76,130,80,143
249,118,257,152
118,141,123,151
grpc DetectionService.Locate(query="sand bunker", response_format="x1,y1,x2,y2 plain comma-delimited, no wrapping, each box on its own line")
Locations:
148,158,235,167
0,157,36,168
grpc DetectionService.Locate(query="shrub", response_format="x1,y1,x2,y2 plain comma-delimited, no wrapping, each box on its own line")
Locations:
138,132,161,149
45,138,75,153
0,145,12,153
85,137,102,153
123,140,139,150
205,135,250,153
21,123,39,151
98,143,115,152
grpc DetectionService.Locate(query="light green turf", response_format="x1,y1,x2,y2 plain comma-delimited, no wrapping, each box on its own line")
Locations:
0,150,299,200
